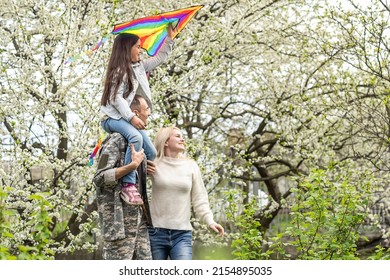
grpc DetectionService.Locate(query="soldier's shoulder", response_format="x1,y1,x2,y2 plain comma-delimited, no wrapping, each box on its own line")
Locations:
103,133,126,148
110,133,125,142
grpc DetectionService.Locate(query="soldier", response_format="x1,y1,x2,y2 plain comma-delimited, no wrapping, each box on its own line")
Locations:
92,96,153,260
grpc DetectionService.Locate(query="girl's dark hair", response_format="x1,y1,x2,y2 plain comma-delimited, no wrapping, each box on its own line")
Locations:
101,33,140,106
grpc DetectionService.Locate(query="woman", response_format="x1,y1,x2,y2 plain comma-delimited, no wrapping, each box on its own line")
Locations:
100,25,175,205
147,126,224,260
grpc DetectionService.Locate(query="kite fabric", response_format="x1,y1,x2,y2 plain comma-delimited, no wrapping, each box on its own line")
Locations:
65,5,203,64
65,36,110,64
84,5,203,165
112,5,203,56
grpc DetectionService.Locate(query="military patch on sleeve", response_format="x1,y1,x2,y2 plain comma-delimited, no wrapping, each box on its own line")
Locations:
98,154,109,169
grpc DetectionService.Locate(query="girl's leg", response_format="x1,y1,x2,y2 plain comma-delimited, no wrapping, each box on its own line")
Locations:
102,118,142,184
138,130,157,161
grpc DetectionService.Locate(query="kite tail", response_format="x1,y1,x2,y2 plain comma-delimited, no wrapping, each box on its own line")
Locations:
65,34,111,65
88,132,107,166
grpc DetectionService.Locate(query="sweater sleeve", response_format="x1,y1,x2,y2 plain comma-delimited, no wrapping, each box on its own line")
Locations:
109,81,135,122
190,161,216,226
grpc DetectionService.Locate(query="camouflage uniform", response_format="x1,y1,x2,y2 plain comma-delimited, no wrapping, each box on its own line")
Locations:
92,133,152,260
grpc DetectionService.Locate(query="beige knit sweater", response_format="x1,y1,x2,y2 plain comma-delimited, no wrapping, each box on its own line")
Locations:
150,157,216,230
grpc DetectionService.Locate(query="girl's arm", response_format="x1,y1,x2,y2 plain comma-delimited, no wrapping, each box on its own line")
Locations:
142,23,175,72
110,82,135,122
142,37,174,72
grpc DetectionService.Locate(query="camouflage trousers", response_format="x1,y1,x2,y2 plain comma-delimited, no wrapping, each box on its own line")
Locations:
102,205,152,260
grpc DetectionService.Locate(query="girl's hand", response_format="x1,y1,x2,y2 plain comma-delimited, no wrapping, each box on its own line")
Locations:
130,115,146,130
167,23,177,39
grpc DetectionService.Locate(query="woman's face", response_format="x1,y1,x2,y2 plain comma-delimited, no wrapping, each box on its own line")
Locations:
130,39,141,63
165,129,185,153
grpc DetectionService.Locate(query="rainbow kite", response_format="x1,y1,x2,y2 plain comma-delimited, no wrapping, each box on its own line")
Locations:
88,131,106,166
66,5,203,64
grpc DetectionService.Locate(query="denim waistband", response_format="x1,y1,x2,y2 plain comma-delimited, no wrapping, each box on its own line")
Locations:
148,227,191,232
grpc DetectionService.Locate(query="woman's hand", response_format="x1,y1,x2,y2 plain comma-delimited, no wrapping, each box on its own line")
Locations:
146,160,156,176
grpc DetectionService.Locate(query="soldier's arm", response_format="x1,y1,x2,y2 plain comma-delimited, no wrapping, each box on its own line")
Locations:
93,139,122,188
114,144,144,180
146,160,156,175
93,140,144,189
93,164,114,189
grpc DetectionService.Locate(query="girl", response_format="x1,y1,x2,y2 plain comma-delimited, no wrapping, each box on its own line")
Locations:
100,26,174,205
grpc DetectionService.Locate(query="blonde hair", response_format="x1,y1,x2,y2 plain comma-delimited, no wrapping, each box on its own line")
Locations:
154,126,182,159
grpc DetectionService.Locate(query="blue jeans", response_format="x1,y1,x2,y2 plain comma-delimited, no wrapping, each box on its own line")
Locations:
101,118,156,184
148,227,192,260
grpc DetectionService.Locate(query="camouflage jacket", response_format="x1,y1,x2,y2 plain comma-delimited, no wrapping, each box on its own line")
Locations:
92,133,152,241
